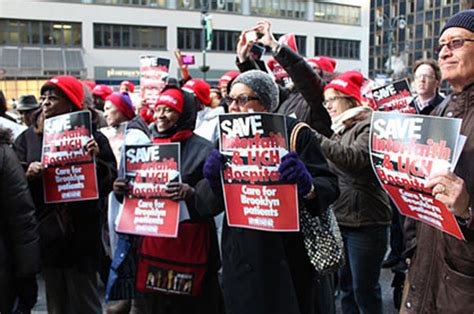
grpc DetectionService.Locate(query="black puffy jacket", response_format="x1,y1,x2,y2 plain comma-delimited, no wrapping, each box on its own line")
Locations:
0,128,41,312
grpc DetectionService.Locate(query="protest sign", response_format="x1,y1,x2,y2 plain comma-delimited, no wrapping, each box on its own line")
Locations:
116,143,181,237
140,55,170,108
371,79,416,113
370,111,465,240
219,113,298,232
42,111,99,203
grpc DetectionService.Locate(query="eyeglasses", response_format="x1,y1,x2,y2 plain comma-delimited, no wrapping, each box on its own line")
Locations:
436,38,474,53
322,96,352,108
414,74,436,81
224,95,260,107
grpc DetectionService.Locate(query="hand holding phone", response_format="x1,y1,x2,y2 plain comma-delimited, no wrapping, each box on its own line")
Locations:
181,54,195,65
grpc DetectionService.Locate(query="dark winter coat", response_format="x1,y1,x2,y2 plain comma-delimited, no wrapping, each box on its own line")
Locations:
0,128,40,313
413,92,445,115
403,83,474,314
221,117,339,314
135,90,225,314
312,112,391,227
13,112,117,272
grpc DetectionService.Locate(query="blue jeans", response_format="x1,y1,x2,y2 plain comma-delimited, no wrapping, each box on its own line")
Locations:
339,225,388,314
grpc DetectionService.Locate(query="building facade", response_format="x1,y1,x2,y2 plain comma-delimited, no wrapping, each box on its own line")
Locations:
369,0,473,84
1,0,370,101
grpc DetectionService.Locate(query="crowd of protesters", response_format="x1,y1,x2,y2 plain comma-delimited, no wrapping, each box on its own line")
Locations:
0,9,473,314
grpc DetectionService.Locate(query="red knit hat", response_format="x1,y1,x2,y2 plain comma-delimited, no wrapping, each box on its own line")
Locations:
267,58,288,81
182,79,211,106
92,84,113,100
41,75,84,110
218,71,240,89
307,56,337,73
120,80,135,93
155,88,184,113
324,71,364,103
106,92,136,121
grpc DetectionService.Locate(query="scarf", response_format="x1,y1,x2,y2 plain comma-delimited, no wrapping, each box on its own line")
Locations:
331,106,373,134
152,130,193,143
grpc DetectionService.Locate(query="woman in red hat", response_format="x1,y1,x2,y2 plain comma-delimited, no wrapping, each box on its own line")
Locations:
112,86,224,314
13,75,117,314
312,71,391,314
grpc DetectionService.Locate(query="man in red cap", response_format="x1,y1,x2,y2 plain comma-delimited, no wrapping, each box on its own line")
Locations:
92,84,113,111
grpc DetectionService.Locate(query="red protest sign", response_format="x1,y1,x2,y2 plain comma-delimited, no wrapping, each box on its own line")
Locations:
140,56,170,108
372,79,416,113
116,143,181,237
370,111,465,240
42,111,99,203
219,113,299,232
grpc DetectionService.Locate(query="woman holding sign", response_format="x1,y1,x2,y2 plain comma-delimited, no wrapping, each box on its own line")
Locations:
125,86,224,314
310,71,391,314
13,75,117,314
204,70,339,314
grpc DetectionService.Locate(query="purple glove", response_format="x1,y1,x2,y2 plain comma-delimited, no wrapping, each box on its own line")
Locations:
204,149,226,188
279,152,313,195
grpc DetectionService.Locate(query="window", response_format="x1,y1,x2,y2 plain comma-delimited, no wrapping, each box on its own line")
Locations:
314,37,360,59
314,2,361,25
178,0,242,13
93,23,166,49
251,0,306,19
0,18,81,47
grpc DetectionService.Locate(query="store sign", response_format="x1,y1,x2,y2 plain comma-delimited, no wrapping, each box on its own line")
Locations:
94,67,140,80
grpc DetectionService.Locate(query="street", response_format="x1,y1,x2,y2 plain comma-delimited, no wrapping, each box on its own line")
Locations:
33,268,399,314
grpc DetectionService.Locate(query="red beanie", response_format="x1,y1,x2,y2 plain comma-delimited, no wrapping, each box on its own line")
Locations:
155,88,184,113
267,58,288,81
307,56,337,73
324,71,364,103
92,84,113,100
106,92,136,121
41,75,84,110
218,71,240,89
182,79,211,106
120,81,135,93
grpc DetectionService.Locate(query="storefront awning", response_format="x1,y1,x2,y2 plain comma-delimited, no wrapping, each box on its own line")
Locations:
0,46,86,77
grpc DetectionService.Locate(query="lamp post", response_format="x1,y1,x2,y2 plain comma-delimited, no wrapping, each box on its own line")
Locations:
377,13,406,78
200,1,210,80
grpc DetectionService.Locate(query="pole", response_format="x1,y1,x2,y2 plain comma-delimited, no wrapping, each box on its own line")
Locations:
201,19,207,81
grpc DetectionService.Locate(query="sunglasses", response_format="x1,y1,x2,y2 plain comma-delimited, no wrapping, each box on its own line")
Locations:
436,37,474,53
224,95,260,107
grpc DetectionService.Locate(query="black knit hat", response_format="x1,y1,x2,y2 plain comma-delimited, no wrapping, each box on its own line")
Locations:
231,70,279,110
441,9,474,35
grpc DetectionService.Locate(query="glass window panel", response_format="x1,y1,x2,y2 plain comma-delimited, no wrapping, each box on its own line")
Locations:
113,25,121,47
52,23,63,45
149,28,159,48
71,23,82,46
0,20,8,44
30,21,41,45
8,21,20,45
132,26,140,48
123,26,131,47
94,24,103,47
63,24,73,46
43,22,53,45
18,21,28,45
